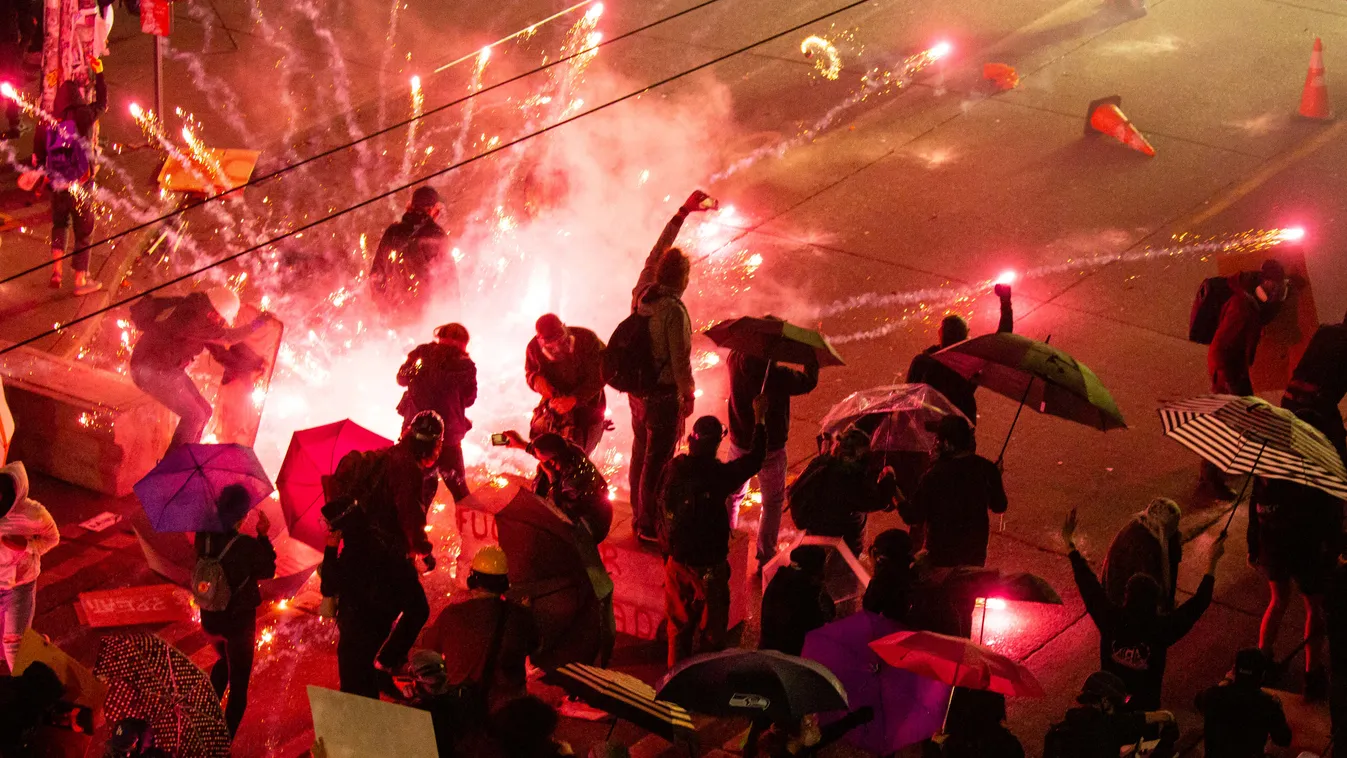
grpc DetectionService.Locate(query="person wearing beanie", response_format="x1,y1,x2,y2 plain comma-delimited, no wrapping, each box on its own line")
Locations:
1195,648,1292,757
625,189,716,543
129,286,274,451
525,313,608,454
1202,259,1289,497
421,546,536,713
901,416,1007,570
192,484,276,737
397,323,477,502
659,398,767,666
370,184,458,325
760,545,835,655
906,284,1014,423
0,461,58,670
323,410,443,698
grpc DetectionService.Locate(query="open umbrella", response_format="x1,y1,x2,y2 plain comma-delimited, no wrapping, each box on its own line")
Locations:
705,316,845,368
132,443,273,533
94,633,230,758
932,333,1125,461
801,611,949,754
820,384,969,453
546,663,695,743
277,420,392,551
868,630,1044,699
657,649,848,725
1159,394,1347,532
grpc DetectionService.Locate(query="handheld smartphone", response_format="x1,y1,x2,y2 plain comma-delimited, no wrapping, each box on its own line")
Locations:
699,195,720,211
491,433,509,446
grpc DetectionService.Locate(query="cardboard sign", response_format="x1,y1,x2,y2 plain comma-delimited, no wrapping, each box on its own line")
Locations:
140,0,172,36
77,584,195,628
308,686,438,758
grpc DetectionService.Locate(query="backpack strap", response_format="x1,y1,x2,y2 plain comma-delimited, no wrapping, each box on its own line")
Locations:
216,534,243,560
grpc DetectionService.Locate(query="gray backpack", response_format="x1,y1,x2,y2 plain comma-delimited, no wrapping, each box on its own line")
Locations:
192,535,241,612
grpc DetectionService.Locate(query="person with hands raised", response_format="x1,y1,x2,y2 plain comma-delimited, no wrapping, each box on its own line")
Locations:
1062,507,1225,712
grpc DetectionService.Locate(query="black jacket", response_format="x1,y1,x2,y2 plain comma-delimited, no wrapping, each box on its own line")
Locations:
1289,324,1347,403
905,299,1013,421
759,565,835,655
1248,476,1342,574
788,456,897,548
1045,706,1147,758
194,530,277,618
660,423,766,566
371,211,456,304
130,293,265,372
902,452,1006,568
397,343,477,439
1196,681,1292,757
727,352,818,452
1069,550,1214,710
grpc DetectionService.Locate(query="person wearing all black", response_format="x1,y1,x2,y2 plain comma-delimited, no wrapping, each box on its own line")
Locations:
0,1,22,140
1328,557,1347,758
194,486,276,737
323,412,442,698
1044,671,1177,758
1195,648,1292,757
660,401,767,667
1202,261,1288,496
727,344,819,567
370,185,457,325
901,416,1006,569
788,428,899,557
905,284,1013,422
925,688,1024,758
397,323,477,502
103,717,172,758
1062,508,1225,711
1282,315,1347,461
0,662,94,757
526,314,608,455
1249,470,1341,699
760,546,835,656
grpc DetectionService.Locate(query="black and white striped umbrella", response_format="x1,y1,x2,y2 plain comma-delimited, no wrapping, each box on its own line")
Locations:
1158,395,1347,499
547,663,695,743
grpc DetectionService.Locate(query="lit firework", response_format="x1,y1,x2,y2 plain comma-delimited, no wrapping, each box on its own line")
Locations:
800,35,843,80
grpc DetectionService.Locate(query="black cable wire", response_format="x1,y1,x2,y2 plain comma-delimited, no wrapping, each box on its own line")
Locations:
1,0,875,356
1,0,729,286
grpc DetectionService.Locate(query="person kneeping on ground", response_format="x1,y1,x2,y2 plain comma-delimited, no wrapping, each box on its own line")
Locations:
660,397,768,667
192,485,276,737
760,545,835,656
1044,671,1178,758
0,461,58,672
1196,648,1292,757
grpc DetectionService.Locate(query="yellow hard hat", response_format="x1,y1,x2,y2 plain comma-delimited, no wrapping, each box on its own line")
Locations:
471,545,508,577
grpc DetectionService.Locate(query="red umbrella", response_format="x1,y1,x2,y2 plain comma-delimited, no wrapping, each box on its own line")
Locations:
868,630,1044,698
277,420,392,551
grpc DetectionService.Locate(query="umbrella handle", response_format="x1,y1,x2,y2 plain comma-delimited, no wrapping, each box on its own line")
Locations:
1220,442,1267,537
940,663,959,734
760,358,775,395
996,376,1035,466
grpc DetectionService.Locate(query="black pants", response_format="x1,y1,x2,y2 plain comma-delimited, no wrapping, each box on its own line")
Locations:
51,189,94,272
336,560,429,697
628,392,683,536
436,435,469,501
201,609,256,737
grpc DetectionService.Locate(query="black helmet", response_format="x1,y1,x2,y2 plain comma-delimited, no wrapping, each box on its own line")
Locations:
407,410,445,444
106,717,154,754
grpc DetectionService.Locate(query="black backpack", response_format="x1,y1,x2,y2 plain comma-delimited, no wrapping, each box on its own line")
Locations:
658,457,724,558
603,310,662,394
786,456,833,533
1188,275,1234,344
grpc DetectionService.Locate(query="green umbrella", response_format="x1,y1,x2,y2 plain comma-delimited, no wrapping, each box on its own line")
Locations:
704,316,844,368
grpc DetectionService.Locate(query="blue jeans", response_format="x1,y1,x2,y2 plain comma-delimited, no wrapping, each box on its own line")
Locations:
729,444,788,564
131,363,213,449
0,580,36,670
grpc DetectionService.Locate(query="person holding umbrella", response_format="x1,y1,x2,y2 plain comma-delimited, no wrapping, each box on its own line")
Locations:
396,323,476,503
900,416,1006,570
0,461,57,672
1061,507,1225,711
906,283,1014,423
726,336,819,568
926,689,1023,758
660,398,767,667
193,484,276,738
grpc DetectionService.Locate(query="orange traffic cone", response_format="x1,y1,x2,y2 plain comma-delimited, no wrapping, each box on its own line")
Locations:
1299,38,1331,120
1085,96,1156,156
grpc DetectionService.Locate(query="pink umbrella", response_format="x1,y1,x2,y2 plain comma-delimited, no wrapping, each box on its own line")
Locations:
277,420,392,550
868,630,1044,698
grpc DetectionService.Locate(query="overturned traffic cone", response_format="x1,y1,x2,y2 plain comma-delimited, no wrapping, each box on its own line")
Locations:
1299,38,1331,120
1085,95,1156,156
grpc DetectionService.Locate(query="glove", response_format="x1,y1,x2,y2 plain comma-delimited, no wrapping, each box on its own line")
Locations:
994,283,1012,299
89,57,104,74
421,554,437,573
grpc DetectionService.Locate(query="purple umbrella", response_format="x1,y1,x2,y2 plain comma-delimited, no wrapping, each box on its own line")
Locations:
802,611,950,753
133,443,274,533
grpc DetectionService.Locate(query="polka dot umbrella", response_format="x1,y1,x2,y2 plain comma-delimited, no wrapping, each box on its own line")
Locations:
94,633,231,758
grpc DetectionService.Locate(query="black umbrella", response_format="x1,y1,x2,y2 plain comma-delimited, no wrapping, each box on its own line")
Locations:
656,649,848,725
546,663,695,743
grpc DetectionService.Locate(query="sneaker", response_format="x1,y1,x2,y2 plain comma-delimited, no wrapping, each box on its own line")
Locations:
73,280,103,296
1305,666,1328,701
635,528,660,546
